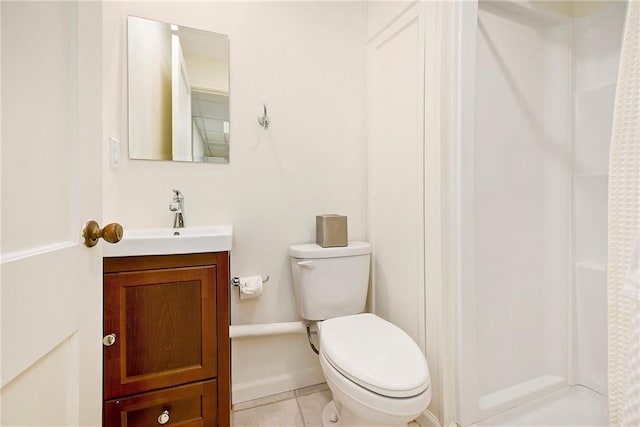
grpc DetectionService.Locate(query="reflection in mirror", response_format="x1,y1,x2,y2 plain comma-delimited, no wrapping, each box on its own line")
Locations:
128,16,230,163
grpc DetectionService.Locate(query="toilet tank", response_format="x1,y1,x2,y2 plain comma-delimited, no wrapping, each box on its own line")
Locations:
289,241,371,321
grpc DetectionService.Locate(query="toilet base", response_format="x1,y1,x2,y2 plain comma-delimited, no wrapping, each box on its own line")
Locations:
321,400,341,426
321,400,410,427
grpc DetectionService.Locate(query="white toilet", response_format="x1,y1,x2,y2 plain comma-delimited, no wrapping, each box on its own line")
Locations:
289,241,431,427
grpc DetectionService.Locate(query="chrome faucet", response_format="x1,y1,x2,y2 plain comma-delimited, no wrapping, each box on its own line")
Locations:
169,189,185,228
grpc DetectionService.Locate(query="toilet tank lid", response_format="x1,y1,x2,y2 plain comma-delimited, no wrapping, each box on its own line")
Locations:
288,241,371,259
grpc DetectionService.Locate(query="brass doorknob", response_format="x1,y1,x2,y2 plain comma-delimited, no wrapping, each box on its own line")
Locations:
82,220,123,247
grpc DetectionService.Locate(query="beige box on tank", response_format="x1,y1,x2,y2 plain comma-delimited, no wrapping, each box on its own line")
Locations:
316,214,348,247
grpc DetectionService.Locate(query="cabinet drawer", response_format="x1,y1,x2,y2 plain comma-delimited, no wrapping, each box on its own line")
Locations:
104,380,217,427
104,265,217,399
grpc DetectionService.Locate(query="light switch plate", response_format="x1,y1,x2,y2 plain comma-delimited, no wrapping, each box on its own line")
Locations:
109,137,120,169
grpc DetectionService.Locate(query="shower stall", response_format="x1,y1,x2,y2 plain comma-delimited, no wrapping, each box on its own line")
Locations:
454,1,627,425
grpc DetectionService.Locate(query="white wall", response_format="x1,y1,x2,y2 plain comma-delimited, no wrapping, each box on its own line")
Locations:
457,2,573,424
453,2,627,425
571,1,626,395
366,1,413,40
102,1,367,403
474,4,571,396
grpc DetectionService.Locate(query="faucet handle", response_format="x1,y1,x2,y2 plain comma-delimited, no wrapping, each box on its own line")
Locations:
172,189,183,199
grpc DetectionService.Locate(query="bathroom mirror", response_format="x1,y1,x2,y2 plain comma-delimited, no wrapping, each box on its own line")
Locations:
128,16,230,163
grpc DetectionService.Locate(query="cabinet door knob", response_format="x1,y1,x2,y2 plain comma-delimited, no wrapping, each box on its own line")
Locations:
83,220,123,247
103,333,116,347
158,410,170,425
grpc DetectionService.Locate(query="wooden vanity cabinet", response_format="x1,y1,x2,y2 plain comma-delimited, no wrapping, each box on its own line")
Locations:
103,252,230,427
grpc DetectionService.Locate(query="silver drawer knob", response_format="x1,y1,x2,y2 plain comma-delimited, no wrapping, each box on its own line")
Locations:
158,410,170,425
102,333,116,346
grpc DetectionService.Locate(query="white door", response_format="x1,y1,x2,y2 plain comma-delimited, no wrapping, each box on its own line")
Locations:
1,2,105,425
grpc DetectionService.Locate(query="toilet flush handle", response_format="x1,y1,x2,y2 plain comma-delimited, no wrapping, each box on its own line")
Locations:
297,261,315,270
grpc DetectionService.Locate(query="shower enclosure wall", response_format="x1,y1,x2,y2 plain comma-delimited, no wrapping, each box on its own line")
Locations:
455,1,626,425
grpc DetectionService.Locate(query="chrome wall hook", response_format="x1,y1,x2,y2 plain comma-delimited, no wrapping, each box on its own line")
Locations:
257,103,270,130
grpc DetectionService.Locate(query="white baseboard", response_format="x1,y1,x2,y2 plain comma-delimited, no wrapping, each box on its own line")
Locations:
232,366,325,404
416,409,442,427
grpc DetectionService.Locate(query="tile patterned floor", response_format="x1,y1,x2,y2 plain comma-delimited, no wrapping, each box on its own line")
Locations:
232,383,422,427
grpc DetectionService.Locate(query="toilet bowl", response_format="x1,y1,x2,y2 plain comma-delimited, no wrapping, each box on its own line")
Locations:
288,242,431,426
317,313,431,427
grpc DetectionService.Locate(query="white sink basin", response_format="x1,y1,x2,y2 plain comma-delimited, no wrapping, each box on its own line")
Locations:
103,225,232,257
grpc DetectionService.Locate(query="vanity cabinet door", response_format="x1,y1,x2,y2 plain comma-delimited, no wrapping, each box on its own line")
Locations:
103,263,217,399
104,380,217,426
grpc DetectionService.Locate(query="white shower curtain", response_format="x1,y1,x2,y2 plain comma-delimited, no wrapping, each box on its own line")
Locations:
607,1,640,425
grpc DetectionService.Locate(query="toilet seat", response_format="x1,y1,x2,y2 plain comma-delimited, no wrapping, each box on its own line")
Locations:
319,313,430,398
